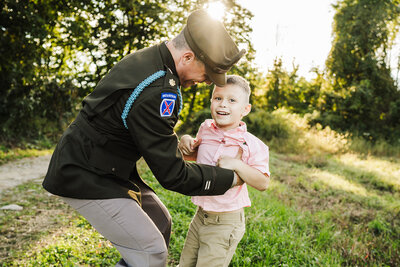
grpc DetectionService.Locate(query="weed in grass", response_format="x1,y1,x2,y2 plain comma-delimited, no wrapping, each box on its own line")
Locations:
282,153,330,169
15,217,120,266
368,217,391,236
0,179,77,265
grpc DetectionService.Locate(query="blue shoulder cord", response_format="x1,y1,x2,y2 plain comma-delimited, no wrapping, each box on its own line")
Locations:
121,70,183,129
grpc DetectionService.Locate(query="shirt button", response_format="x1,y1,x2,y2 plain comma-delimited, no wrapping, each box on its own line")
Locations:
111,167,116,172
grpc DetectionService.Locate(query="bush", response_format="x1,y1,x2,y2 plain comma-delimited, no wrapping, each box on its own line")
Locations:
177,108,212,136
245,108,305,153
349,137,400,158
245,108,292,141
245,108,349,155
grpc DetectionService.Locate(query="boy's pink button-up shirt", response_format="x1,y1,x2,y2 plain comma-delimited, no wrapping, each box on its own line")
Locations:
192,119,270,212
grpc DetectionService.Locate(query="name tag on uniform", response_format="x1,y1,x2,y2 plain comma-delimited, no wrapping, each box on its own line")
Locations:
160,93,177,117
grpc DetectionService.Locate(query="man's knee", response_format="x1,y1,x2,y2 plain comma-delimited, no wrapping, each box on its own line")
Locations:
115,242,168,267
149,249,168,267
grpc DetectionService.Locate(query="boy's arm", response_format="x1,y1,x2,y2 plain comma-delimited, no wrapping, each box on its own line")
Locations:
218,156,270,191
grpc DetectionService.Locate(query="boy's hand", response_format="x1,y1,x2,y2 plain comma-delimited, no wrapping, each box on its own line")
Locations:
217,147,243,169
179,135,201,156
217,157,240,170
217,148,245,186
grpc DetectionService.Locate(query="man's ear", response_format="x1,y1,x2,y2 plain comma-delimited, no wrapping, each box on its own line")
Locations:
181,51,195,65
242,104,252,117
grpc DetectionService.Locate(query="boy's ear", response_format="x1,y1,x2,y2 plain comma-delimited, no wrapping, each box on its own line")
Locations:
242,104,251,117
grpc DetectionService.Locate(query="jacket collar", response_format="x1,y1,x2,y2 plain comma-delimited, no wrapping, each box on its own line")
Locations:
205,119,247,133
159,42,177,77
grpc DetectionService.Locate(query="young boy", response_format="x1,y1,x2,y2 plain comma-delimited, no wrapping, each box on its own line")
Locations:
178,75,270,267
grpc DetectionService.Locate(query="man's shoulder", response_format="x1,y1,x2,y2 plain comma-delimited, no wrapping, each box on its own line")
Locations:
117,45,163,74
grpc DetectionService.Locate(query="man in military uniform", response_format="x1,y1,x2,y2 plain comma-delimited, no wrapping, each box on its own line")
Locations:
43,9,245,267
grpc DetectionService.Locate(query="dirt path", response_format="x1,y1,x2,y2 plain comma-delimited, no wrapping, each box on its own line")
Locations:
0,155,52,193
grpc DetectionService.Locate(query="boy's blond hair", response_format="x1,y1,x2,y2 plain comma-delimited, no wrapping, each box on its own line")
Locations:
224,75,251,103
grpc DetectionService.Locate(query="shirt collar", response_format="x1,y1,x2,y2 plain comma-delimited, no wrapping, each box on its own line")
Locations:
159,42,178,77
205,119,247,133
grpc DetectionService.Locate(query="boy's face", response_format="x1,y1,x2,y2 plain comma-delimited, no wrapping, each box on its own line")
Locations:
210,84,251,131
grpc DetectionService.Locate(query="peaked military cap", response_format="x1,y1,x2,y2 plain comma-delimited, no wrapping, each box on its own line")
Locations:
183,9,246,87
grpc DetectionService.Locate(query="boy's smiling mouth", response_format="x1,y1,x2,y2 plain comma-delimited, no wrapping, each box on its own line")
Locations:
216,111,230,115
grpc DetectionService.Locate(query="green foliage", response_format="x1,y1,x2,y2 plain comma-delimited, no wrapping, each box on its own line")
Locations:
245,108,292,142
262,59,333,119
1,0,255,145
246,107,400,157
177,108,211,136
322,0,400,140
1,1,80,143
244,108,349,155
178,84,212,128
349,136,400,157
3,0,400,148
257,0,400,142
1,0,184,142
327,0,399,86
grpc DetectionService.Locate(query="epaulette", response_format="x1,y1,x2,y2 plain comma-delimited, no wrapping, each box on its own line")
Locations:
121,69,182,129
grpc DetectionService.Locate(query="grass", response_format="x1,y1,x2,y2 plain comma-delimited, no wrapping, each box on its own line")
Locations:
1,149,399,266
1,115,399,266
270,152,400,266
0,147,53,165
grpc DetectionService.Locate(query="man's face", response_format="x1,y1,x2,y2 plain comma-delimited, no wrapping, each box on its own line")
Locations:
210,84,251,131
177,53,212,88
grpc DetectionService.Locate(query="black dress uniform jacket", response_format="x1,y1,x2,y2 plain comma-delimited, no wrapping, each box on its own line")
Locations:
43,42,234,200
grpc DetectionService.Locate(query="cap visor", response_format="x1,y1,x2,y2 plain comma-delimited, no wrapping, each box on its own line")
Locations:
205,65,226,87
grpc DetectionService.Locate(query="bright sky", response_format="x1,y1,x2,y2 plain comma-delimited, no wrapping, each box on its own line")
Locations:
235,0,400,83
237,0,336,78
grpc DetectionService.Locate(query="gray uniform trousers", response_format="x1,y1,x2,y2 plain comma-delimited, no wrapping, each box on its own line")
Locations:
62,182,172,267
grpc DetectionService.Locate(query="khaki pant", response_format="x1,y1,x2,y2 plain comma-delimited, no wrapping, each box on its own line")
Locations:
179,207,245,267
62,182,171,267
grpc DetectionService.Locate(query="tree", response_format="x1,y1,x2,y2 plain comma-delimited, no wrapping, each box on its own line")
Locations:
263,58,322,115
0,0,81,142
1,0,255,144
324,0,400,140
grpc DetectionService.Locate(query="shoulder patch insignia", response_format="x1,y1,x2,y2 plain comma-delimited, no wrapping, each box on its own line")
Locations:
160,93,177,117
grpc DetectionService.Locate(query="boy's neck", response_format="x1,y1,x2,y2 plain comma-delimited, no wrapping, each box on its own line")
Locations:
214,121,243,132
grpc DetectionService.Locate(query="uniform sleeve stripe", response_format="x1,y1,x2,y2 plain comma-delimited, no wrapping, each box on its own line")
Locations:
205,180,211,190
